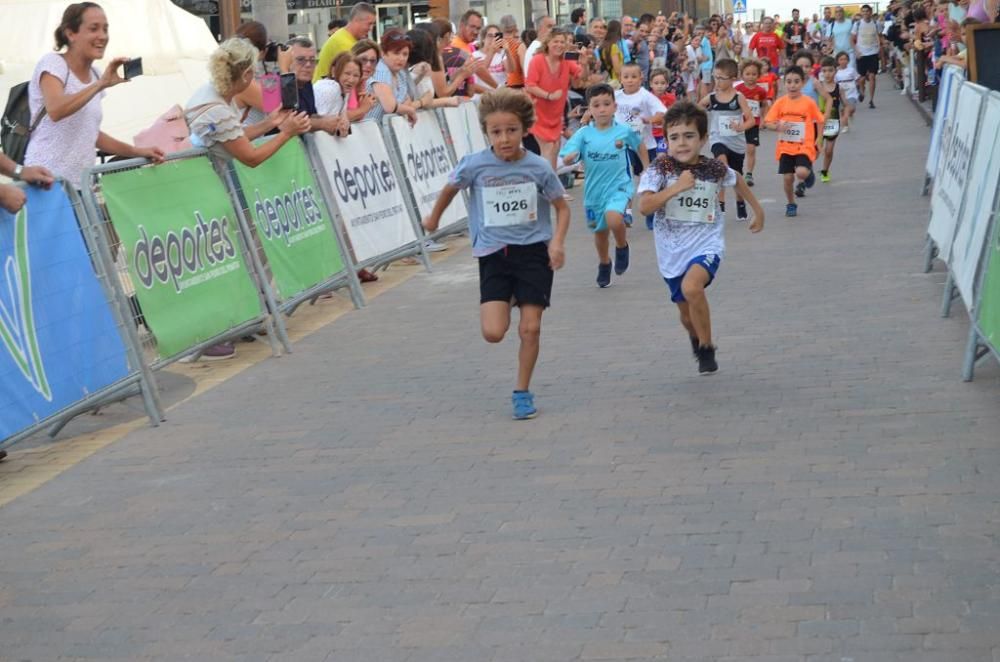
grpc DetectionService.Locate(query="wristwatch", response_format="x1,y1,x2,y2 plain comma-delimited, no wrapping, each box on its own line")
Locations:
12,164,23,181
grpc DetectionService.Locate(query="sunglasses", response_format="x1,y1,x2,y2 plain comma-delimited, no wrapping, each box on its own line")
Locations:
294,56,317,65
385,32,410,42
358,55,377,63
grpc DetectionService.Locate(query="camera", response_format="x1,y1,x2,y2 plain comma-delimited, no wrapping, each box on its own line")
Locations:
263,41,289,63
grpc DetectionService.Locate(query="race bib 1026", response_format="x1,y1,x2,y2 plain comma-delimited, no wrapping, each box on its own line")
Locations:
482,181,538,227
663,180,720,224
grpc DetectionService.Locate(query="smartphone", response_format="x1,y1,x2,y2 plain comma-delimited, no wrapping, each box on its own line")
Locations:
279,72,299,110
123,57,143,80
565,51,580,60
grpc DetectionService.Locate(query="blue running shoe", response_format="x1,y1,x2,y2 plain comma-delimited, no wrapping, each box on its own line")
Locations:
805,170,816,188
623,208,633,227
512,390,537,420
614,244,630,275
646,216,654,230
786,203,798,217
597,261,612,288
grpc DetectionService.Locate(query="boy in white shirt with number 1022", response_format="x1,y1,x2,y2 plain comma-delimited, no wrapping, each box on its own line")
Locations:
637,102,764,375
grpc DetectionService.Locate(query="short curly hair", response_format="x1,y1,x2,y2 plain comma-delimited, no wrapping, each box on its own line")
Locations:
478,87,535,132
209,38,258,97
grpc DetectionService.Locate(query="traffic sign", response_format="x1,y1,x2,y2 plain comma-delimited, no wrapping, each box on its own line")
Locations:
733,0,747,13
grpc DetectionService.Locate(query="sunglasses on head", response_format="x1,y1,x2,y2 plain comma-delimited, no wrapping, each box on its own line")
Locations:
386,32,410,42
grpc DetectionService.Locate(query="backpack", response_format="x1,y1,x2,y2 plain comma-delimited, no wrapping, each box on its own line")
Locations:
1,57,72,164
1,81,41,164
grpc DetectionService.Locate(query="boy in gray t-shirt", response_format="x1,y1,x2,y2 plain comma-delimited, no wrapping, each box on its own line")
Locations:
423,89,570,421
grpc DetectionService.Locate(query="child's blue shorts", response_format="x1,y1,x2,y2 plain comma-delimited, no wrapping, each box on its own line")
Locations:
584,191,632,233
664,254,721,303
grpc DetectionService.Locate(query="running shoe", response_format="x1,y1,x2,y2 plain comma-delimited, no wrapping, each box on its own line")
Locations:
512,390,537,420
786,203,798,217
804,170,816,188
646,216,654,231
745,171,754,187
795,182,806,198
868,101,876,109
623,208,634,227
695,345,718,375
597,261,612,288
424,240,449,252
859,91,865,103
736,201,748,221
614,244,630,275
820,171,831,183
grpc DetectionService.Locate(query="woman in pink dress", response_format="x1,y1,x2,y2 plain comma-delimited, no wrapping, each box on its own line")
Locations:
524,29,591,170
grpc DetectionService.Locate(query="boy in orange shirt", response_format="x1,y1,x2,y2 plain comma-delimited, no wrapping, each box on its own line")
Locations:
763,65,828,218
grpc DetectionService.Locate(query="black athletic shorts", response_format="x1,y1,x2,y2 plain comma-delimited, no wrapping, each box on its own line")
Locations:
744,125,760,146
711,143,745,174
857,54,880,76
778,153,813,174
479,242,553,308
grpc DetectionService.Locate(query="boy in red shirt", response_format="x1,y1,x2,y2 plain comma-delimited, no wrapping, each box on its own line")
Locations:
735,59,770,187
748,17,785,74
649,67,678,157
763,65,828,218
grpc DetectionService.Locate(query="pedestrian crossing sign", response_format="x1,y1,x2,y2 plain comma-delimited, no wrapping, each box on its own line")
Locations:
733,0,747,13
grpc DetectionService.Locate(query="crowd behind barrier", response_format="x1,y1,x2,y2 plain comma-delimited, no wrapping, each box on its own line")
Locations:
921,64,1000,381
0,106,480,450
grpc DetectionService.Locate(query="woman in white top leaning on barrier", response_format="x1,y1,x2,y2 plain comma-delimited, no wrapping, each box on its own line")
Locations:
25,2,164,188
184,38,310,167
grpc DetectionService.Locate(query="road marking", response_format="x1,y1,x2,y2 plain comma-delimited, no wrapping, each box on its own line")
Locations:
0,242,466,508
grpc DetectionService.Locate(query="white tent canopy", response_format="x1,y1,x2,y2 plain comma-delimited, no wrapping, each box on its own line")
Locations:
0,0,218,142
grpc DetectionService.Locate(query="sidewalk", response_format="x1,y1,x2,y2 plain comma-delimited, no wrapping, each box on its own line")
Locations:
1,81,998,662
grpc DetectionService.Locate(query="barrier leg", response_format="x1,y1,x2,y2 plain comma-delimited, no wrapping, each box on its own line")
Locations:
961,324,982,381
922,175,931,197
941,273,957,318
923,236,937,273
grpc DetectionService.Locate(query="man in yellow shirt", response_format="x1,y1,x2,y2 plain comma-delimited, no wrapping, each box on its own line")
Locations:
314,2,377,82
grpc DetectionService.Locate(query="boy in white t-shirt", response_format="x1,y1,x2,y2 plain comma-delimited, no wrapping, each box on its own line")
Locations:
615,62,666,227
834,51,859,131
637,102,764,375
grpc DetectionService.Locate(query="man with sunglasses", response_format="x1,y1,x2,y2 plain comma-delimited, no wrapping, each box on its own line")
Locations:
288,38,349,136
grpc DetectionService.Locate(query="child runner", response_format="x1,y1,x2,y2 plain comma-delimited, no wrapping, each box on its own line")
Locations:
637,102,765,374
560,84,640,288
792,50,821,104
763,65,828,217
735,59,770,187
816,56,842,182
699,58,755,221
649,67,678,157
615,62,666,228
834,51,859,132
649,67,678,229
423,89,571,420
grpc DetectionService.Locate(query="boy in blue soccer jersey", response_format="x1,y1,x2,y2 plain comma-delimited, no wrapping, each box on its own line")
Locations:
559,84,642,289
637,102,765,375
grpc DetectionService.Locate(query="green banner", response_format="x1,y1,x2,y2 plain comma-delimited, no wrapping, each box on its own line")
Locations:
233,138,344,300
978,220,1000,348
101,157,263,358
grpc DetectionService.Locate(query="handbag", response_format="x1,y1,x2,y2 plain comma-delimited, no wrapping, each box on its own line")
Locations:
133,104,193,155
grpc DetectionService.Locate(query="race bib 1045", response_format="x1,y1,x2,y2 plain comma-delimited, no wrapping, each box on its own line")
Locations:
781,121,806,143
663,180,720,224
482,181,538,227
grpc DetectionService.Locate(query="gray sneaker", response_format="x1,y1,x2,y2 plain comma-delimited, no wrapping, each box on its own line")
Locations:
424,240,448,253
180,342,236,362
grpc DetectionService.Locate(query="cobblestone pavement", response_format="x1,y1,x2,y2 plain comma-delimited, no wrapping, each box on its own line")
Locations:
1,80,998,662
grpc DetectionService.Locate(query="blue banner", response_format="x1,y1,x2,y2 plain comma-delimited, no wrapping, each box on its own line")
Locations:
1,185,130,442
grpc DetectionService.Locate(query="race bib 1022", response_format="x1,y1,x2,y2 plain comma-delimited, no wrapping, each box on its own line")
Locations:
781,121,806,143
482,181,538,227
663,180,720,224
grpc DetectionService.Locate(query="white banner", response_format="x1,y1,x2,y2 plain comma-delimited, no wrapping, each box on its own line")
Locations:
951,93,1000,305
389,111,468,229
926,65,965,180
928,83,985,266
442,102,489,161
310,123,417,264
